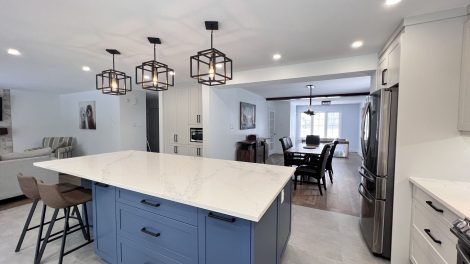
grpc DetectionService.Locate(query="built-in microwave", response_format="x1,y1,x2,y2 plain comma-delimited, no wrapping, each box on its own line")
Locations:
190,128,203,143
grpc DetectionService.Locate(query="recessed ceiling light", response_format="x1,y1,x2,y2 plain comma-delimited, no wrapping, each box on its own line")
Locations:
7,48,21,56
351,41,364,49
385,0,402,6
273,53,282,60
82,66,91,72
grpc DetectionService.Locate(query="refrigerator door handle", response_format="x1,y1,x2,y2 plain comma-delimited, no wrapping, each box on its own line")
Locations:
358,183,374,203
359,166,376,183
361,101,371,159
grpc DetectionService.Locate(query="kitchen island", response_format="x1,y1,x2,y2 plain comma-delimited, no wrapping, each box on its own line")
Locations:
34,150,295,264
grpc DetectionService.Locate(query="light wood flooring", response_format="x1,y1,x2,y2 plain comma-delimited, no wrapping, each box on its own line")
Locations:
267,153,363,217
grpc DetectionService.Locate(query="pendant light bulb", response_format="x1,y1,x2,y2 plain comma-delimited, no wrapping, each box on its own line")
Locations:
111,74,118,91
208,62,215,79
152,68,158,87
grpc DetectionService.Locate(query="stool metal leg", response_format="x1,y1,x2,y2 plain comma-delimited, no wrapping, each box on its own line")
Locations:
15,199,39,252
33,204,46,263
73,205,88,240
36,209,59,264
83,202,91,241
59,207,70,264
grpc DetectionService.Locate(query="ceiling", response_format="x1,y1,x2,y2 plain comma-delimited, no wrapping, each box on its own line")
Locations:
291,96,368,106
0,0,468,93
243,76,371,99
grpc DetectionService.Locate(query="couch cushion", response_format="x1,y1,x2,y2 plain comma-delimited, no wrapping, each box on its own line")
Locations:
42,137,73,152
0,147,52,161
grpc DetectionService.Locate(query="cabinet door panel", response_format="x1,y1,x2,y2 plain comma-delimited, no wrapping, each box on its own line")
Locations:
377,56,388,90
163,88,178,145
189,86,200,125
387,41,400,87
459,19,470,131
189,146,203,157
198,210,251,264
92,182,117,263
176,87,189,144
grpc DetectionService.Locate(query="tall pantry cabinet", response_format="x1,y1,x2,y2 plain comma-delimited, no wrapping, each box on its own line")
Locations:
162,86,203,157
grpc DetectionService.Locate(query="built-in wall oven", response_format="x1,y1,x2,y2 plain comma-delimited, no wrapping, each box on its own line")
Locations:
190,128,203,143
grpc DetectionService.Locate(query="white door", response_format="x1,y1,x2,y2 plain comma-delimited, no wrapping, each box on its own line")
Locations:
269,111,275,150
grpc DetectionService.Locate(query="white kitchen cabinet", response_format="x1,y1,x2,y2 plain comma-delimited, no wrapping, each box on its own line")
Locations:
189,146,203,157
458,18,470,131
376,38,400,90
189,86,203,126
162,86,203,156
165,144,190,156
410,185,458,264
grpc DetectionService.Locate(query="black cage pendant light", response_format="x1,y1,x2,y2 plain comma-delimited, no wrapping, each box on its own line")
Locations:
136,37,175,91
96,49,132,95
304,85,315,116
190,21,233,86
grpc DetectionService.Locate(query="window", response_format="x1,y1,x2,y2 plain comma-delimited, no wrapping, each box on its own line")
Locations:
299,111,341,139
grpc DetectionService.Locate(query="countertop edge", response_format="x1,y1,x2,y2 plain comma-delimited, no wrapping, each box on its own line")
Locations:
34,161,294,222
409,177,467,219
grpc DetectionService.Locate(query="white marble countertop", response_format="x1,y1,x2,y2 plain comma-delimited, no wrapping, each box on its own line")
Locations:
410,177,470,219
34,150,295,222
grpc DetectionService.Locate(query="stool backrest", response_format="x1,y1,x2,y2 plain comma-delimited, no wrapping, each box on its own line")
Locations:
17,174,40,200
37,183,68,209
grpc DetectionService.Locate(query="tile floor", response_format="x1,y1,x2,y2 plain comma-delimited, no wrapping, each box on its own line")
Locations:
0,202,389,264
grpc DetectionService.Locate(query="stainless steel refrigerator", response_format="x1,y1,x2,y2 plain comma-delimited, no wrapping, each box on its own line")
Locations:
358,86,398,259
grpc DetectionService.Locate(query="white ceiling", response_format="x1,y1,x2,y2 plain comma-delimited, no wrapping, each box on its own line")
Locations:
0,0,468,93
244,76,371,98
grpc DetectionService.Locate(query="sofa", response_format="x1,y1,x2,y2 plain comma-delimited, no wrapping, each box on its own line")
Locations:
33,137,74,159
0,148,58,200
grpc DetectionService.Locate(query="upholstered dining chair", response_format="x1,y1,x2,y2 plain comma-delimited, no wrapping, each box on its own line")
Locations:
325,140,339,183
293,144,331,194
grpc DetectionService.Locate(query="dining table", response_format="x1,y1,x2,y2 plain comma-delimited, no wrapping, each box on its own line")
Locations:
285,143,327,156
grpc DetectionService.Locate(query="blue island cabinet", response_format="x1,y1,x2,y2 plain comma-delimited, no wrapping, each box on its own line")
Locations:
92,181,292,264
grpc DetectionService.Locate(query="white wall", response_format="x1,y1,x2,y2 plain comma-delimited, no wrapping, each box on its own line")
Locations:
10,89,61,152
59,90,146,156
203,86,269,160
119,91,147,151
295,103,362,152
391,15,470,263
270,101,292,154
60,91,121,156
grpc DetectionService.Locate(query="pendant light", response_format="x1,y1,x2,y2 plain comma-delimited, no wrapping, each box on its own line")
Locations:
96,49,132,95
304,85,315,116
190,21,233,86
136,37,175,91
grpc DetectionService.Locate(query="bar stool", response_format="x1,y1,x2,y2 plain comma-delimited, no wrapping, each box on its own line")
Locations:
15,174,80,261
36,182,93,264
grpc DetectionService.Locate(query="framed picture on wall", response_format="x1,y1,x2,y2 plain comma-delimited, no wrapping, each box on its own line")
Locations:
79,101,96,130
240,102,256,130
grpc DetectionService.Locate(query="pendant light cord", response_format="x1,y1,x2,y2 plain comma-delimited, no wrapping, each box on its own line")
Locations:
153,44,157,61
309,86,312,108
112,54,115,71
211,30,213,49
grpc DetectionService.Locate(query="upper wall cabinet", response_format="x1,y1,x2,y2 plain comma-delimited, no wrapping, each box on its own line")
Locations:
458,18,470,131
375,38,401,91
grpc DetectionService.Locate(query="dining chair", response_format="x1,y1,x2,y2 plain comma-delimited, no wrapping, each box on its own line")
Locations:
306,135,320,145
326,140,339,183
293,144,331,194
279,137,305,167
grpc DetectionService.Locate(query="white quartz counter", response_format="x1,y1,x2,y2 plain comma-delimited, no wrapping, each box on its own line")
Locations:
34,150,295,222
410,177,470,219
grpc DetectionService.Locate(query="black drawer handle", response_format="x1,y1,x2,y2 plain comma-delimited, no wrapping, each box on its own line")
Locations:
140,199,160,208
141,227,160,238
424,229,441,245
208,212,236,223
426,201,444,213
95,182,109,188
